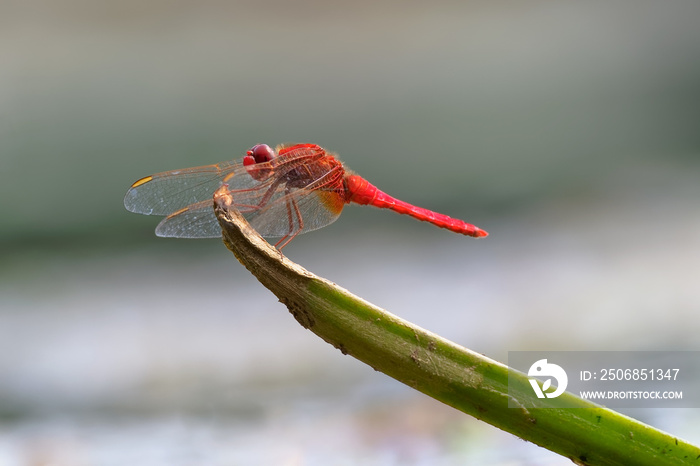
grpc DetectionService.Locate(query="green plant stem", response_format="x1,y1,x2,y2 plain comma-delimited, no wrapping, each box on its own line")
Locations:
213,191,700,465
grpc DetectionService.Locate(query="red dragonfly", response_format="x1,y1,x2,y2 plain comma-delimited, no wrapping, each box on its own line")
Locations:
124,143,488,249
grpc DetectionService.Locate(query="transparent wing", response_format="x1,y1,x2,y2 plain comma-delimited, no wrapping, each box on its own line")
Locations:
246,169,347,237
124,145,328,217
124,159,247,216
155,201,222,238
155,159,348,239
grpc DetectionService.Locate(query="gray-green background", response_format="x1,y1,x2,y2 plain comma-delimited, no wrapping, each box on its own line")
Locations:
2,1,699,464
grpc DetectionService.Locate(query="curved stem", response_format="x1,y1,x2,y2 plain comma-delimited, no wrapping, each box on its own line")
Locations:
213,187,699,465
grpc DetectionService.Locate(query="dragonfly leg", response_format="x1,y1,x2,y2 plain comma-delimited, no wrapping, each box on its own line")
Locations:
226,173,288,214
274,196,304,250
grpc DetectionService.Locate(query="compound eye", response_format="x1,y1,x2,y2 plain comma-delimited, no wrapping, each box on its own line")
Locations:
248,144,275,163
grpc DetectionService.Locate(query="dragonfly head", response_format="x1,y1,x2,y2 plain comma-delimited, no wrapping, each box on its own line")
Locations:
244,144,276,180
245,144,276,163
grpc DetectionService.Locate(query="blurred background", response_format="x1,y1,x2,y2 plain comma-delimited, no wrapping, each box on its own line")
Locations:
2,0,699,464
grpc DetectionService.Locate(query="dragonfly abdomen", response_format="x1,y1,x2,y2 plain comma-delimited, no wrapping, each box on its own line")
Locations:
344,175,488,237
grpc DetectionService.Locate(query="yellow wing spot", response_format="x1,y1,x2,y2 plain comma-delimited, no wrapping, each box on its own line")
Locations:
131,175,153,188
